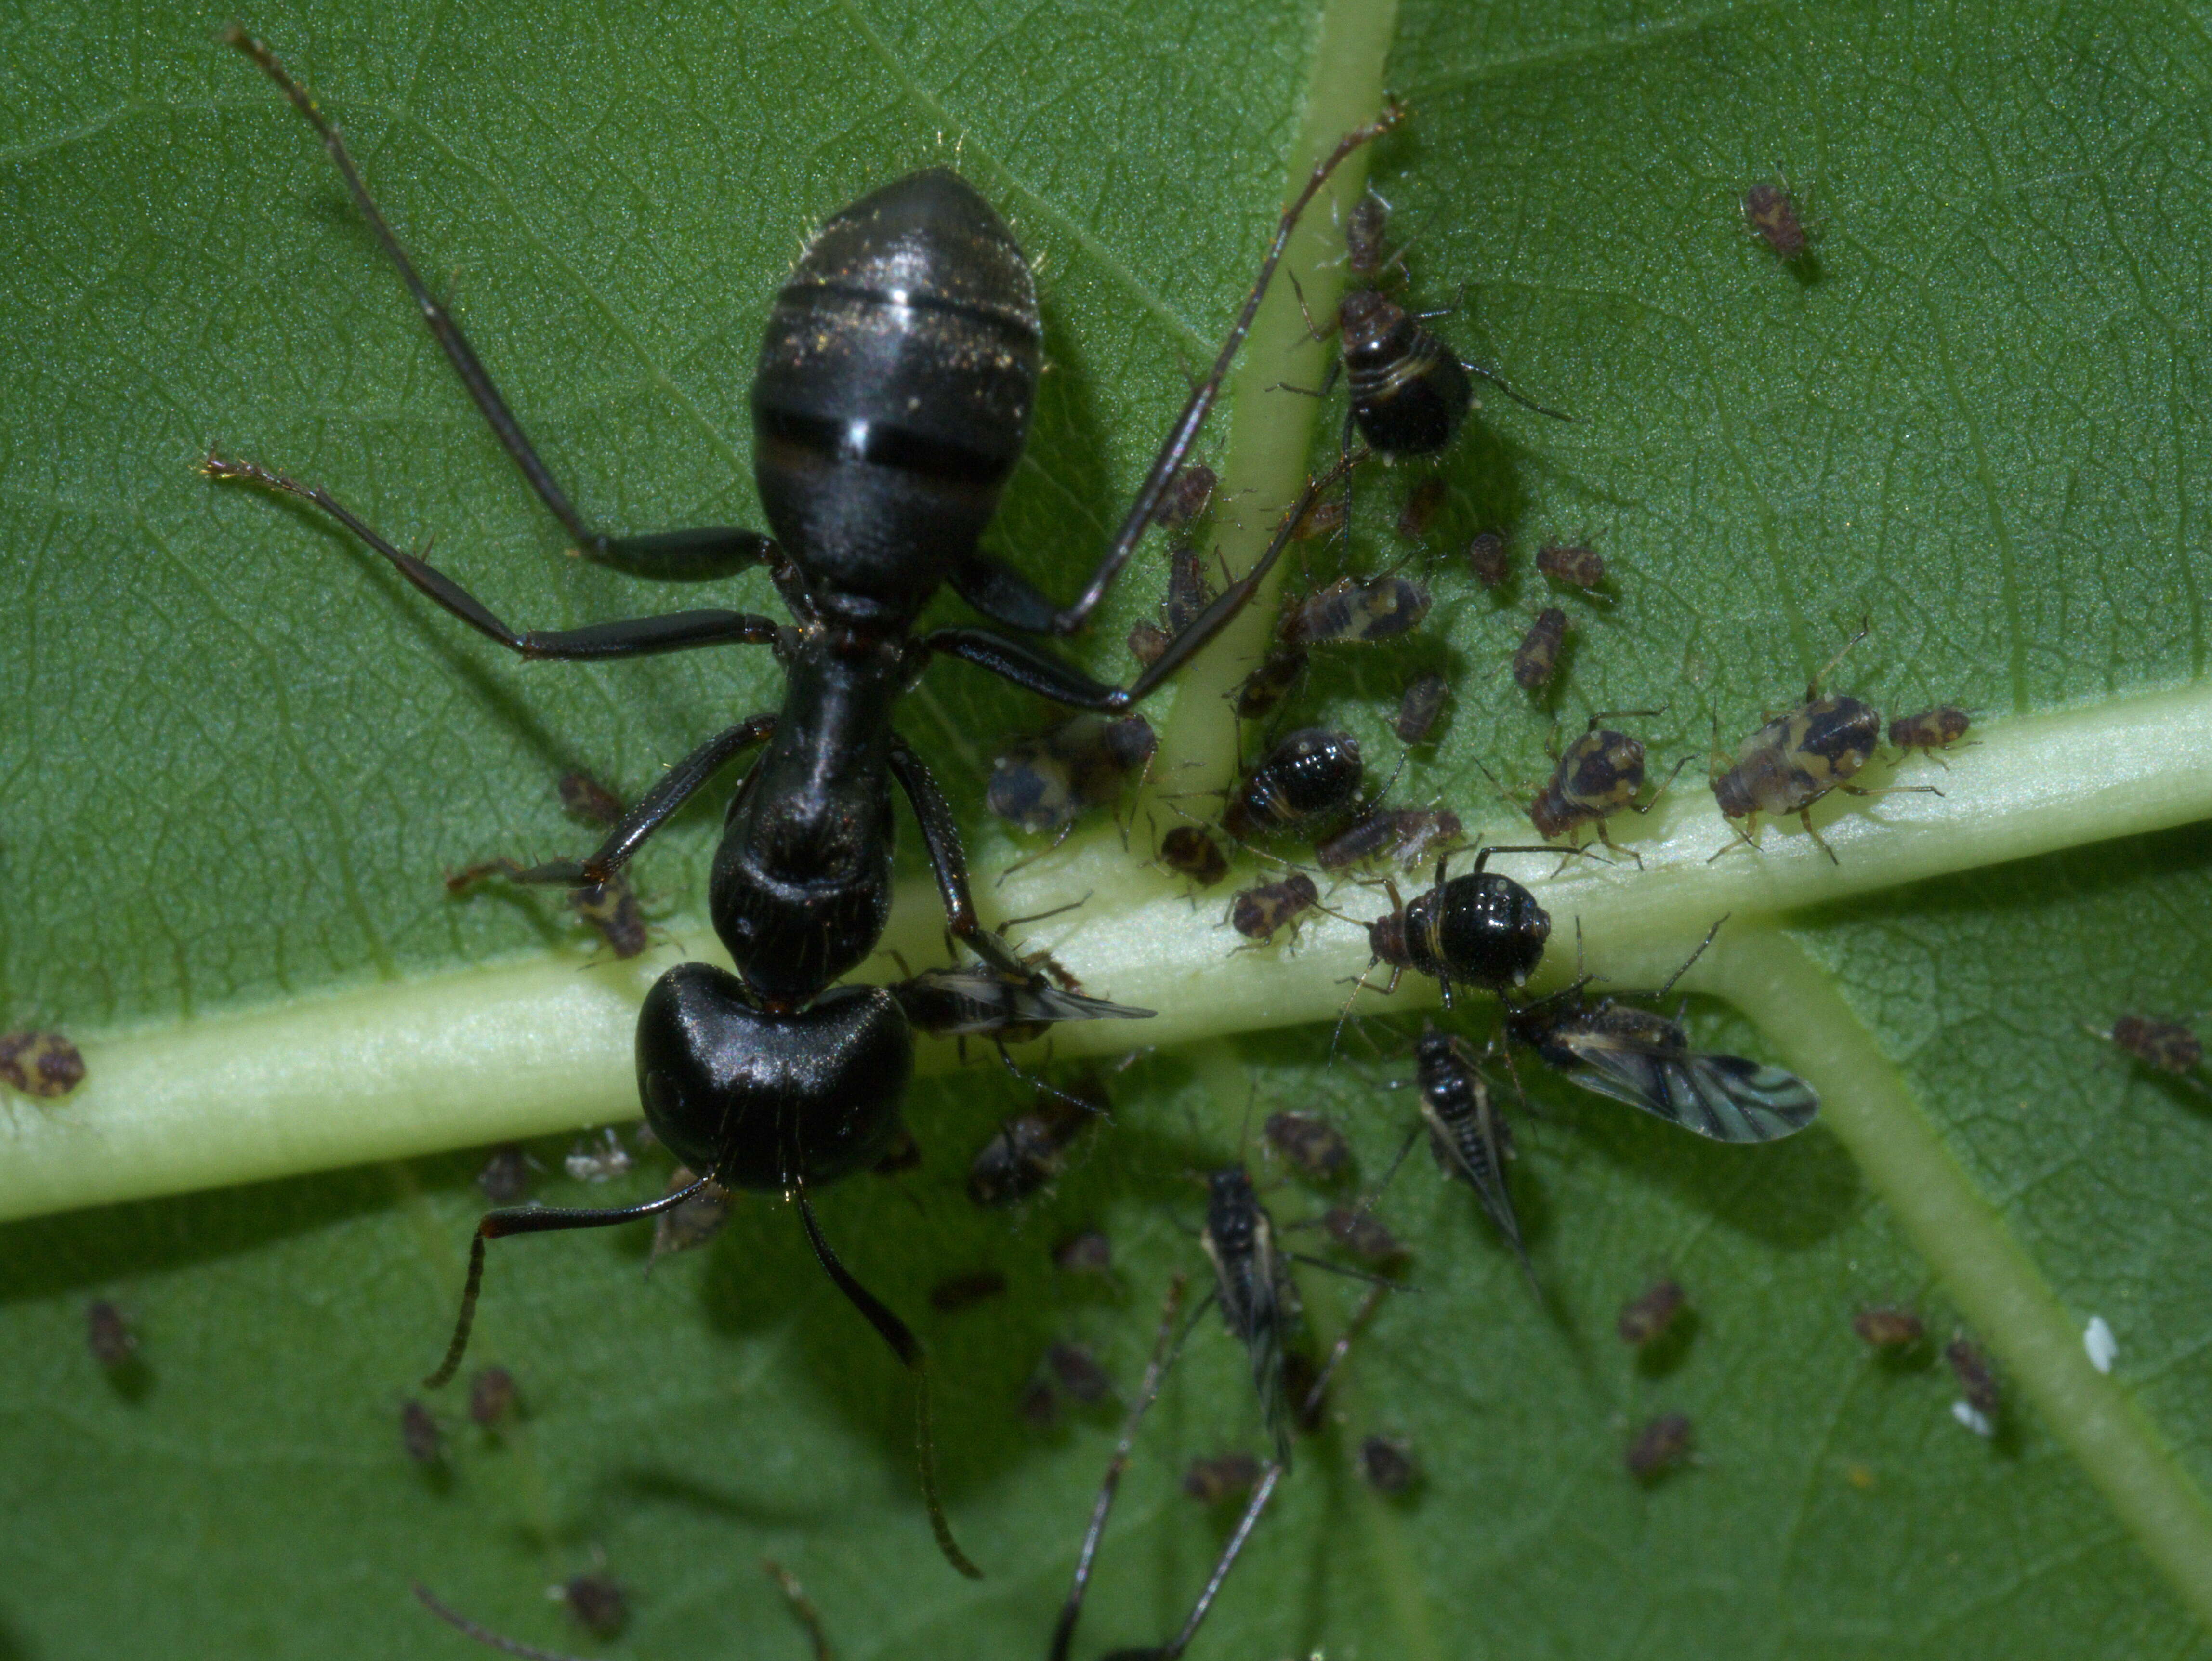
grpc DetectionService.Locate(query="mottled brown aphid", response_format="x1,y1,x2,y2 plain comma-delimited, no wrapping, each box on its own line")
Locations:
1527,711,1678,866
967,1092,1094,1207
1281,575,1432,645
1263,1110,1351,1180
0,1030,86,1099
1159,824,1230,887
1946,1337,2001,1419
1854,1307,1925,1349
988,712,1157,835
648,1164,734,1266
1153,463,1217,529
1322,1206,1409,1265
1887,705,1972,758
571,877,648,958
1291,492,1348,543
467,1366,517,1426
1128,541,1220,666
1233,645,1308,720
1396,476,1448,540
1465,529,1509,589
1743,181,1808,260
2095,1013,2206,1076
1512,607,1568,691
562,1574,628,1639
1046,1341,1114,1404
1315,807,1466,871
929,1269,1009,1314
1053,1230,1113,1274
474,1145,531,1204
1127,618,1172,667
400,1400,442,1466
1536,542,1606,589
1710,628,1939,865
1230,871,1322,944
1394,671,1451,745
1617,1279,1687,1347
87,1300,137,1367
1360,1434,1418,1494
1344,193,1391,278
1625,1411,1693,1481
1182,1451,1264,1504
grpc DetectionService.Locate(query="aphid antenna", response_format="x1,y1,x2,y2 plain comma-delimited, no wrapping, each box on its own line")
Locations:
1297,1280,1391,1422
764,1562,836,1661
413,1582,588,1661
997,894,1093,933
1805,617,1872,700
1652,915,1731,1008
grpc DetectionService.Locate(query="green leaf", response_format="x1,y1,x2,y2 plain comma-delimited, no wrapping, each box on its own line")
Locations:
6,0,2212,1657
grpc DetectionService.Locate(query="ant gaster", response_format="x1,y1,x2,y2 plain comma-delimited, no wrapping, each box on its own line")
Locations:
208,28,1399,1577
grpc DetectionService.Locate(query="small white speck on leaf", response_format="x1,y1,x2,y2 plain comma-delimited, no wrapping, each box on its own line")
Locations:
1952,1400,1996,1438
2084,1315,2117,1374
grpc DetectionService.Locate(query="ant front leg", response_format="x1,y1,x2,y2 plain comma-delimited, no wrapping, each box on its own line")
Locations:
887,738,1027,976
221,28,775,583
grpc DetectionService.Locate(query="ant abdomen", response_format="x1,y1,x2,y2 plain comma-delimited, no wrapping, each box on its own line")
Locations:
637,965,913,1189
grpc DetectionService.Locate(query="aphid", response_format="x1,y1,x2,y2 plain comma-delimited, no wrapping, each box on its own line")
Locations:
556,770,624,827
1126,618,1172,667
929,1269,1009,1314
1182,1451,1266,1505
1233,644,1309,720
1743,180,1808,260
1360,847,1559,1009
764,1563,835,1661
966,1089,1098,1208
0,1029,85,1099
1512,606,1569,691
1344,192,1391,278
400,1400,443,1467
1263,1110,1351,1181
1526,711,1680,866
1465,528,1509,589
1502,921,1820,1142
1334,284,1573,461
1280,575,1433,646
1853,1307,1925,1349
1229,871,1323,944
894,963,1152,1056
1315,806,1465,871
1053,1230,1113,1275
1710,628,1939,864
2087,1012,2205,1080
1321,1205,1409,1265
1224,727,1365,841
451,774,650,958
1946,1337,2000,1416
1416,1025,1532,1284
563,1127,633,1183
560,1573,627,1639
987,712,1157,837
1290,492,1348,543
1046,1341,1114,1404
1393,671,1450,745
1617,1279,1687,1347
1021,1375,1062,1431
1626,1411,1694,1481
647,1165,733,1267
214,27,1395,1580
1160,824,1231,887
1537,542,1606,590
1360,1434,1418,1494
1396,476,1448,540
86,1300,137,1368
467,1366,518,1427
1200,1166,1297,1464
1153,463,1217,529
474,1146,531,1205
1888,705,1972,759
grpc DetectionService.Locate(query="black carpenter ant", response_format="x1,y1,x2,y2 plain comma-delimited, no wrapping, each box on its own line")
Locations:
207,28,1399,1577
1501,920,1819,1142
1223,727,1365,841
1709,627,1940,865
1415,1024,1534,1287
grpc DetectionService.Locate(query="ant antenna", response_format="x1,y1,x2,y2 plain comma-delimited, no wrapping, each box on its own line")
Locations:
764,1562,836,1661
413,1583,588,1661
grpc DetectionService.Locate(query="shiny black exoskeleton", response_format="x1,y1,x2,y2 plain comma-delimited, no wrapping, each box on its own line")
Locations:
1223,727,1364,841
1199,1166,1296,1466
1415,1023,1534,1286
1362,849,1558,1009
211,29,1400,1578
1337,289,1572,457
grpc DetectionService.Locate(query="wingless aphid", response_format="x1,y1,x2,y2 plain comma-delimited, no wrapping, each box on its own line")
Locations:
1223,726,1366,842
1520,710,1685,867
1315,805,1466,871
1709,627,1940,864
1887,704,1972,761
1512,606,1569,692
1228,870,1324,944
1280,574,1433,646
208,28,1400,1576
1502,920,1819,1142
2084,1011,2209,1096
986,712,1157,836
1358,846,1567,1010
1394,670,1451,744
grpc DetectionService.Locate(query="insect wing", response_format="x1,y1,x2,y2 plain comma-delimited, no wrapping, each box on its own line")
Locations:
890,968,1154,1036
1202,1215,1293,1464
1551,1029,1818,1142
1420,1091,1524,1257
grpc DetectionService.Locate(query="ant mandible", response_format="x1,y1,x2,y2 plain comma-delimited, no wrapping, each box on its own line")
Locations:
206,28,1397,1576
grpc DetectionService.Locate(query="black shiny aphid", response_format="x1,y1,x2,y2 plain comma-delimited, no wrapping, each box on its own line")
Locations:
1200,1166,1297,1466
1361,847,1558,1009
1224,727,1364,841
1229,871,1323,944
1415,1024,1534,1287
210,29,1400,1579
1336,289,1570,458
1502,922,1819,1142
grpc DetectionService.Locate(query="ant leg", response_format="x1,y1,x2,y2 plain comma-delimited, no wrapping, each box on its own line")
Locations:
504,715,776,887
413,1584,589,1661
887,739,1027,977
423,1177,713,1388
1047,1275,1190,1661
204,457,785,660
1153,1463,1285,1660
220,29,771,580
791,1180,981,1579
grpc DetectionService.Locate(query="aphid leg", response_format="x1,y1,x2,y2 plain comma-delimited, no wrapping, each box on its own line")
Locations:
792,1180,982,1579
1046,1274,1190,1661
1584,824,1637,871
1298,1282,1390,1422
764,1563,836,1661
1705,816,1761,864
1839,781,1944,802
1633,754,1693,814
413,1582,590,1661
1796,808,1840,865
219,29,775,579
